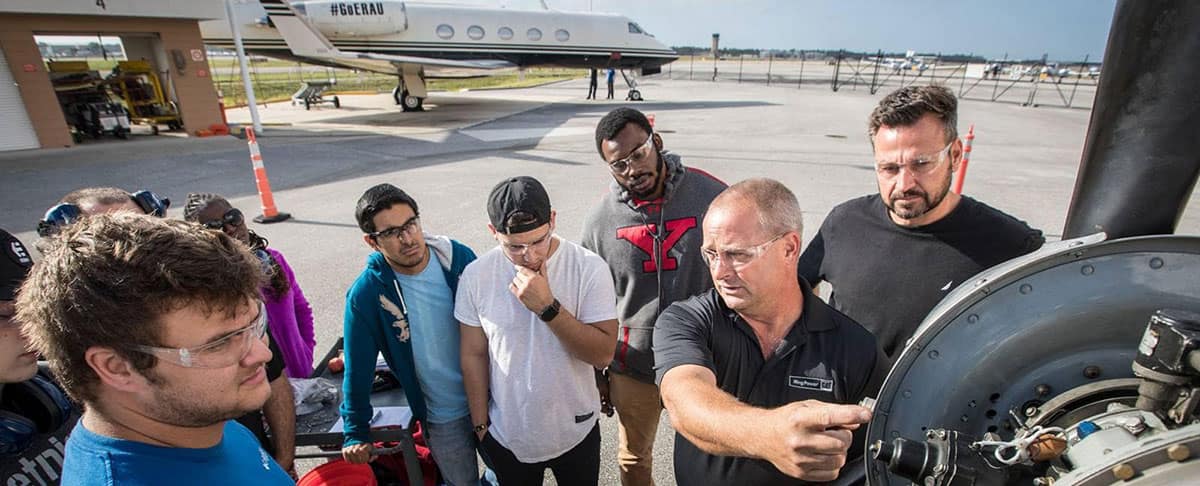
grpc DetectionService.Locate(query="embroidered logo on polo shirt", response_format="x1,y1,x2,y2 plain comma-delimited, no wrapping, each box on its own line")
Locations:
789,375,834,392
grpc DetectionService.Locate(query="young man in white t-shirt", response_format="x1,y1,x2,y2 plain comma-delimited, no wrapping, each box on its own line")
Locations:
456,176,618,485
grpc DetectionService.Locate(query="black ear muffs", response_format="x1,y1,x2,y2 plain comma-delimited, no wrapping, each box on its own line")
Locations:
0,410,37,456
37,190,171,237
129,190,171,217
0,374,72,456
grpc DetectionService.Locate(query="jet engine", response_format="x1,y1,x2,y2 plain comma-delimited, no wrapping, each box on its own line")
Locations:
293,0,407,37
866,234,1200,486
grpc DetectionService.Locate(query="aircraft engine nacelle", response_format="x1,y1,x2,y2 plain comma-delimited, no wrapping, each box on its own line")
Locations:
294,1,407,38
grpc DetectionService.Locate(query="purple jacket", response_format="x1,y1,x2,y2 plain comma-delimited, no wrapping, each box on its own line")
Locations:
264,248,316,378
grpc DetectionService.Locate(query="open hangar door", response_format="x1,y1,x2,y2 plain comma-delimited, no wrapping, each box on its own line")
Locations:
38,33,184,142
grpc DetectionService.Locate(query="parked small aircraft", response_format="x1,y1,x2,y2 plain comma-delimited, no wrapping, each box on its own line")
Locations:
201,0,678,110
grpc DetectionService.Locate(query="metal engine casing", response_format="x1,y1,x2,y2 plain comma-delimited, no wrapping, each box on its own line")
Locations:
864,234,1200,485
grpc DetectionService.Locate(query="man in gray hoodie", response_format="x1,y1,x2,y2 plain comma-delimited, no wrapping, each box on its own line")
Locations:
581,107,727,486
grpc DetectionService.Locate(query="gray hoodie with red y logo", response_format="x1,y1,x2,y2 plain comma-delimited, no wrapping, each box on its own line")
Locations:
581,152,727,383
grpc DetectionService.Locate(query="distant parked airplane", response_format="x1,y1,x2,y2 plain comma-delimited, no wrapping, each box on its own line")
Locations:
201,0,678,111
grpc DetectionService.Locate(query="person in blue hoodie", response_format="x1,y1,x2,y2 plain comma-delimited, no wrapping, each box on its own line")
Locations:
341,183,484,486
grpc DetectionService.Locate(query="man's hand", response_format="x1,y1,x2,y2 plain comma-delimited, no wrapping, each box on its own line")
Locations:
342,443,374,464
596,370,614,417
275,456,297,480
509,266,554,313
756,401,872,481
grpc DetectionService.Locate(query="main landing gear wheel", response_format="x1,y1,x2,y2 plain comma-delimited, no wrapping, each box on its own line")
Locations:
628,89,643,101
400,90,424,112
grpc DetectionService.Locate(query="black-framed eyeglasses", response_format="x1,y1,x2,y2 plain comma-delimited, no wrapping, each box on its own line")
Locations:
607,133,655,173
370,216,421,241
201,208,245,230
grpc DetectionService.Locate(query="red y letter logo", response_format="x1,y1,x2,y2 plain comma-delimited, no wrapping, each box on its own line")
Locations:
615,217,698,273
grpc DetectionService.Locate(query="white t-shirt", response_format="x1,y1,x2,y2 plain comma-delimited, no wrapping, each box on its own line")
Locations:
454,236,617,463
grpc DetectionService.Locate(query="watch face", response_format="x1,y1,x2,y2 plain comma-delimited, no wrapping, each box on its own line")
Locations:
539,299,561,322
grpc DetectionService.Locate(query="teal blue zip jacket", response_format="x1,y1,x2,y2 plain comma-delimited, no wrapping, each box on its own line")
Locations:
340,234,476,446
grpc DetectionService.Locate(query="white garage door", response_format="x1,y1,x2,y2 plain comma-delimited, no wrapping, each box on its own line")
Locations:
0,50,39,152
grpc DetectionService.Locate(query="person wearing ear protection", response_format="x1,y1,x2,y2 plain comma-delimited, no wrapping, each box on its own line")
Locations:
0,228,79,486
37,186,171,238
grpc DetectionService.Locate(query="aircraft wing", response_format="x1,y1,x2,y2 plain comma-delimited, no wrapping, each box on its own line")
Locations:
349,52,513,70
266,0,514,72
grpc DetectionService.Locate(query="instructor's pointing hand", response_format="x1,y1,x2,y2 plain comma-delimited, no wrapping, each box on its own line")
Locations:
756,400,872,481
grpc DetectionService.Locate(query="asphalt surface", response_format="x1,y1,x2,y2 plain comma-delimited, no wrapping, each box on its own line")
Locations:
3,74,1199,484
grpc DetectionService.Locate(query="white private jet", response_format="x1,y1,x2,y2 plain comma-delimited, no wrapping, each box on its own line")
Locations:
201,0,677,111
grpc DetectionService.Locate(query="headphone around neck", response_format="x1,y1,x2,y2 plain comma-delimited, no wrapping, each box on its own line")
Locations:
37,190,171,237
0,373,73,456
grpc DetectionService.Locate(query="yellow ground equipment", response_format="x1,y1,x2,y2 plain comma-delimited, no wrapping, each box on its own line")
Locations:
107,60,183,134
48,61,132,142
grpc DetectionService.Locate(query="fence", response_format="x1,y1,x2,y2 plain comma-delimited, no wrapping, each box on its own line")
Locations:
663,51,1099,110
207,58,398,107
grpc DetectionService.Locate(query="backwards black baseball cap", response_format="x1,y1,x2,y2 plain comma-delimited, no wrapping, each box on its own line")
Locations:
1,228,33,301
488,176,552,234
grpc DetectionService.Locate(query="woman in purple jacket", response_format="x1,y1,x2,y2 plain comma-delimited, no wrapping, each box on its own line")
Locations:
184,193,316,378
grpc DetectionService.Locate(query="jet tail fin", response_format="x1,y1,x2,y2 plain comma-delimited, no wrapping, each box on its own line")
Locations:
264,0,341,57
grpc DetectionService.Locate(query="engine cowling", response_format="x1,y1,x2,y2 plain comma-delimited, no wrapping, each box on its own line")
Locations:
294,1,407,38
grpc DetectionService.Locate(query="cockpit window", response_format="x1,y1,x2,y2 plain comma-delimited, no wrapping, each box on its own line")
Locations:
628,22,643,34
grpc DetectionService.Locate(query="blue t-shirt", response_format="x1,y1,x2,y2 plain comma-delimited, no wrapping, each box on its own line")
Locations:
61,420,293,485
395,251,469,424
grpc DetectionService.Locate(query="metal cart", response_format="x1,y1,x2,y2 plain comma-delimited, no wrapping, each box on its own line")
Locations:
106,60,183,135
48,62,132,142
291,81,341,110
294,338,424,485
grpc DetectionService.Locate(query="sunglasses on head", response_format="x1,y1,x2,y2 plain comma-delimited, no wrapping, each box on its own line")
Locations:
202,208,244,230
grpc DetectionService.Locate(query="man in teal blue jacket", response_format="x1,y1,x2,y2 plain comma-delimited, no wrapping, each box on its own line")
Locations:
341,183,484,486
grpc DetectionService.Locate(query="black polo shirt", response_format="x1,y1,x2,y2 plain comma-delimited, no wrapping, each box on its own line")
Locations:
654,277,886,485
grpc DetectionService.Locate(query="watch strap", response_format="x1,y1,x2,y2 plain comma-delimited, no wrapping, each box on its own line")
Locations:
538,298,562,322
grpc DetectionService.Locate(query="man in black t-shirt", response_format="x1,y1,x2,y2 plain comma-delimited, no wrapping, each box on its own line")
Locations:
799,85,1044,359
655,179,885,485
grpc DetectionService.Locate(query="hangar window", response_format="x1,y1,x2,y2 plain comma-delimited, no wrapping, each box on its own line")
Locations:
468,25,485,40
527,28,542,41
436,24,455,39
498,26,514,40
555,29,570,42
628,23,643,34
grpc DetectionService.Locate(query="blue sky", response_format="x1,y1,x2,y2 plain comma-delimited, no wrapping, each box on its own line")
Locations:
38,1,1117,62
457,0,1118,61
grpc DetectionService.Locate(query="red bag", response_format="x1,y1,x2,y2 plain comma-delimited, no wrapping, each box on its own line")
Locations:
369,421,440,486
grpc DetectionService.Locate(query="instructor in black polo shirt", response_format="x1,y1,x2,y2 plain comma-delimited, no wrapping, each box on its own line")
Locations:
654,178,886,485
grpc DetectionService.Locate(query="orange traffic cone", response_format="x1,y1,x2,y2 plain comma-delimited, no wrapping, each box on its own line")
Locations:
952,124,975,195
245,127,291,223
